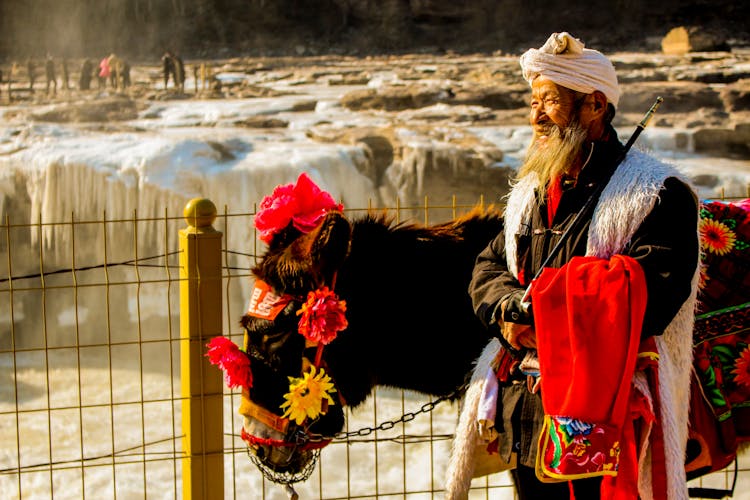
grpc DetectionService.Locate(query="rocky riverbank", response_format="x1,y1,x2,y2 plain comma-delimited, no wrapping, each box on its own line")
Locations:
2,48,749,208
6,48,749,147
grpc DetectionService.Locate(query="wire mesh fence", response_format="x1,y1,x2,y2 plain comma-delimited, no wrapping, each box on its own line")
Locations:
0,196,747,499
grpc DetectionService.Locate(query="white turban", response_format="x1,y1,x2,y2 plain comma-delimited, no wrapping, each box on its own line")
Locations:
519,32,620,109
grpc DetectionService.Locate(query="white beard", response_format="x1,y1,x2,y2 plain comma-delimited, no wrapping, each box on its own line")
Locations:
517,122,588,191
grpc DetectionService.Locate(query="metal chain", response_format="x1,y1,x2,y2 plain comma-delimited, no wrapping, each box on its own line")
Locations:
306,383,467,443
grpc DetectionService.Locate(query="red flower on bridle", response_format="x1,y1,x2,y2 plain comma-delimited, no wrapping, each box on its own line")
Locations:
297,286,348,345
254,172,344,244
205,336,253,390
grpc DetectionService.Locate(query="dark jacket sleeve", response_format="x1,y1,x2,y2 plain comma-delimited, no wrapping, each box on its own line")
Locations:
625,177,700,337
468,229,526,329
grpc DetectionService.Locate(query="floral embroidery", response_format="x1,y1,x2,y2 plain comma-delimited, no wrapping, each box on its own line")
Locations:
700,218,736,255
697,199,749,314
609,441,621,461
537,415,619,479
732,346,750,389
558,416,594,438
693,303,750,420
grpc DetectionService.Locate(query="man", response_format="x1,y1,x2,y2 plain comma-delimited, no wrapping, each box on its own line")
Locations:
62,57,70,90
161,51,174,89
27,58,36,93
173,53,185,93
45,54,57,96
79,59,93,91
161,51,184,91
469,32,699,499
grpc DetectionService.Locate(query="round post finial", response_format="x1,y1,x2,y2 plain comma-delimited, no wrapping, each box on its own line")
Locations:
184,198,217,231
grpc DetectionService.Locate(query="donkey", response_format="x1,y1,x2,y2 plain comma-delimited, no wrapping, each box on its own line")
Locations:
222,173,504,482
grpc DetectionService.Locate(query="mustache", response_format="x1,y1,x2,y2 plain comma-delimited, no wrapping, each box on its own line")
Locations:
537,122,561,135
535,120,582,141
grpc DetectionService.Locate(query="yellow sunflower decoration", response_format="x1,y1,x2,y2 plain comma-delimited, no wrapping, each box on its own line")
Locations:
280,366,337,425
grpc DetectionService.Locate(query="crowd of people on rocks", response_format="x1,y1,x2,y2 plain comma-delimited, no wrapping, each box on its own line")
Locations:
0,50,196,100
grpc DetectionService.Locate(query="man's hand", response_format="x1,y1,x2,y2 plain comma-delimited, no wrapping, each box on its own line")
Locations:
499,320,537,350
499,297,536,350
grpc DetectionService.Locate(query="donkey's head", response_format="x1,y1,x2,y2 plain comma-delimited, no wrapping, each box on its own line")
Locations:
234,174,352,482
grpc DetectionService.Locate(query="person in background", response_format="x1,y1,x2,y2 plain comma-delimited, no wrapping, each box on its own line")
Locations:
122,60,131,88
79,59,93,91
173,53,185,93
62,57,70,90
107,53,126,90
98,56,110,89
45,54,57,96
468,32,700,499
27,58,36,93
8,62,18,99
162,50,185,92
162,51,175,89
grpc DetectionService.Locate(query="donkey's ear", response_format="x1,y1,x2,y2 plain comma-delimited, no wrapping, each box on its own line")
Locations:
311,211,351,284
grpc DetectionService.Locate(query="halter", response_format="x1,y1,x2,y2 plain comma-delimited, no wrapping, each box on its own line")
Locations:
241,275,345,484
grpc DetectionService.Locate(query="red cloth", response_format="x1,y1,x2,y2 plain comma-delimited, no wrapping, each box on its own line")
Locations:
546,175,563,226
530,255,647,495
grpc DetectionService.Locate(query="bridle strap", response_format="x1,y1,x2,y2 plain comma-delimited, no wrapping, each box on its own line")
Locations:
243,270,346,455
246,279,296,320
239,392,290,434
241,428,331,451
302,346,347,407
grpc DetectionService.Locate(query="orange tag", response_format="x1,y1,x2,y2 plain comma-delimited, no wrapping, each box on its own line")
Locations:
246,280,292,320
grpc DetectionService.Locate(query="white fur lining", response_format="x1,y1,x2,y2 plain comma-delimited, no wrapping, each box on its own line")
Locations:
503,174,538,279
445,338,508,499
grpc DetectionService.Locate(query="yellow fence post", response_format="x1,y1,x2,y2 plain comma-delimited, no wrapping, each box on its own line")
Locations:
179,198,224,500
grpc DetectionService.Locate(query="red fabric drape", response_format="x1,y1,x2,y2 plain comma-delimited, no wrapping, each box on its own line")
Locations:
530,255,648,496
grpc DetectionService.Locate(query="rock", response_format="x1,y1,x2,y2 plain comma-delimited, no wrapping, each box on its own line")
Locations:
618,81,723,115
661,26,730,55
693,124,750,157
341,84,448,111
720,81,750,112
450,83,528,110
29,97,144,123
233,116,289,128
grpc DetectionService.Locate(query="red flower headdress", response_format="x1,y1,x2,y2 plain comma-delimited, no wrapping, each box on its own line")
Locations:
254,172,344,244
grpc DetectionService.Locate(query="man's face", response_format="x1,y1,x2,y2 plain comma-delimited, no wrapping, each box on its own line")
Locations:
528,76,581,139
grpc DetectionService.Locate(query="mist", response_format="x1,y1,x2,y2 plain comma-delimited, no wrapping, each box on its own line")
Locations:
2,0,749,62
